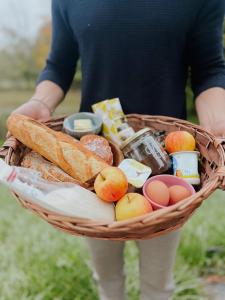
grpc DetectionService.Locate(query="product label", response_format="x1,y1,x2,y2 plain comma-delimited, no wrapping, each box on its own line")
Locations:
92,98,125,145
130,136,166,169
144,136,165,169
172,153,200,179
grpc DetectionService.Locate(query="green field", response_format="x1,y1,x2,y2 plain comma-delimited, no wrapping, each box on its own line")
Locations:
0,90,225,299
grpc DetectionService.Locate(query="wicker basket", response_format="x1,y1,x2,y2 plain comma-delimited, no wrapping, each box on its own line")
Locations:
1,114,225,241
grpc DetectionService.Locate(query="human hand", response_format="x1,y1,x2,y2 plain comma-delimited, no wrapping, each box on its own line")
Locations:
7,100,52,138
196,88,225,138
204,120,225,138
10,81,64,121
11,100,51,121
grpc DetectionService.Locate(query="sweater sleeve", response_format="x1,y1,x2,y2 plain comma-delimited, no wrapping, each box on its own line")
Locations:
37,0,79,94
188,0,225,98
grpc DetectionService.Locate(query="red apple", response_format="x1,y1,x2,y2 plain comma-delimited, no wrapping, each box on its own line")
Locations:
165,131,196,153
115,193,153,221
94,166,128,202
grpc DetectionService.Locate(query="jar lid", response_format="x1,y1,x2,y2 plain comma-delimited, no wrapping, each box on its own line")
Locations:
121,128,152,150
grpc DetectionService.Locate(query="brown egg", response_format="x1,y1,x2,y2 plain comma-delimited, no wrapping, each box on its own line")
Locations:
146,180,170,206
169,185,191,205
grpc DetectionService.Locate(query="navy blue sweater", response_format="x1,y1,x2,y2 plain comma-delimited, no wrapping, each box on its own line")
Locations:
38,0,225,119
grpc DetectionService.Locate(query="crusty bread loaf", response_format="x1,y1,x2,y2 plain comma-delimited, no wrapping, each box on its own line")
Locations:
7,114,108,183
21,151,89,188
80,134,113,165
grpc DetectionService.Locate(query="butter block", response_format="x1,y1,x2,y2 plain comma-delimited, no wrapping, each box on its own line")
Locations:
74,119,93,131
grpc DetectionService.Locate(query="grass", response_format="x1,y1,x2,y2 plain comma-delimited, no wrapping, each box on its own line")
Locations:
1,186,225,299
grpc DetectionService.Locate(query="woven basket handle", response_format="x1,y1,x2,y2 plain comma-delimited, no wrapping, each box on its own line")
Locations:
214,137,225,190
0,136,18,162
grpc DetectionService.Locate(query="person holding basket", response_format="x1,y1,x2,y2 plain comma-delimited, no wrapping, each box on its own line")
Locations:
11,1,225,299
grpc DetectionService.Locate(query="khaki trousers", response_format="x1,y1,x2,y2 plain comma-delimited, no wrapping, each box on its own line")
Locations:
86,230,181,300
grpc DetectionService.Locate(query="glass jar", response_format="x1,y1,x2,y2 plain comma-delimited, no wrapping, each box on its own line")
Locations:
121,128,171,175
154,130,166,147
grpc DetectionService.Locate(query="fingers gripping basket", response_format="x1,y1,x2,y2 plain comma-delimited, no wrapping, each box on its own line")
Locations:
1,114,225,241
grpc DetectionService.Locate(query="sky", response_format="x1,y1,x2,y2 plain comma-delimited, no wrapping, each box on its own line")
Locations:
0,0,51,47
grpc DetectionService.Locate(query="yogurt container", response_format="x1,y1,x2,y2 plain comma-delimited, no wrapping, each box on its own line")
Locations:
118,159,152,188
170,151,200,185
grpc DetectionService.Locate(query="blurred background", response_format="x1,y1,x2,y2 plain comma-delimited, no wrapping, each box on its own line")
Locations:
0,1,225,299
0,0,81,139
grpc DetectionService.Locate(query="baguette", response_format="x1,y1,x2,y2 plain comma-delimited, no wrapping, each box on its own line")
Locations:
21,151,89,188
7,114,108,183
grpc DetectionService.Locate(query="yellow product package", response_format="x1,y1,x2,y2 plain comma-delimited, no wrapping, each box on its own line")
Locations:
92,98,127,146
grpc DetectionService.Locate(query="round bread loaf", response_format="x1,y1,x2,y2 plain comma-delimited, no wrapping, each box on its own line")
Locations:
80,134,113,165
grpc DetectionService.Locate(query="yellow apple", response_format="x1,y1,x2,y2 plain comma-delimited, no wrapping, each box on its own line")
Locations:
115,193,153,221
94,166,128,202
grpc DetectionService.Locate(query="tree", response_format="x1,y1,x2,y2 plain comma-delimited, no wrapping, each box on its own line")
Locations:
33,20,51,71
0,27,38,89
